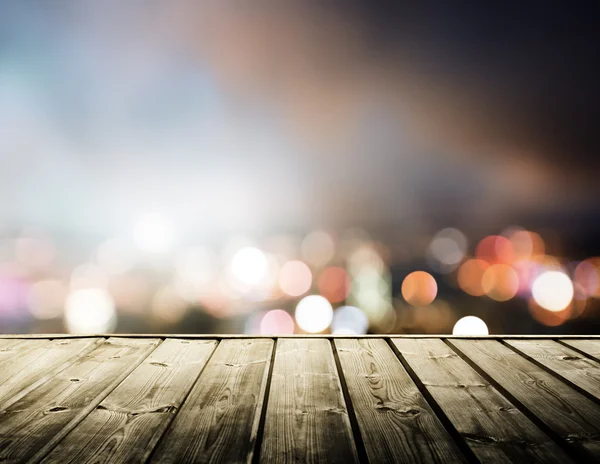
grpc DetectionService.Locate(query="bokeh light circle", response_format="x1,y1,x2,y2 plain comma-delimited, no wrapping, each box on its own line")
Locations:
401,271,437,306
278,260,312,296
260,309,295,334
318,266,350,303
295,295,333,333
65,288,116,334
532,271,574,312
230,247,268,285
452,316,489,335
332,305,369,334
481,264,519,301
457,259,489,296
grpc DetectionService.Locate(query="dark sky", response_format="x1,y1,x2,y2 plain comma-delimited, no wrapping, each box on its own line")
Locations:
1,1,599,239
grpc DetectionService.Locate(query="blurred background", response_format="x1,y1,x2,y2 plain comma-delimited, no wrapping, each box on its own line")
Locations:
2,2,600,335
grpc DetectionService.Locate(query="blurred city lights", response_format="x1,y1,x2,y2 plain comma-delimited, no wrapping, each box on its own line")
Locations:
574,259,600,298
278,260,312,297
332,305,368,334
301,230,335,267
427,228,467,272
132,213,175,253
481,264,519,301
452,316,489,335
401,271,437,306
532,271,574,312
64,288,116,334
230,247,268,286
318,266,350,303
476,235,515,264
260,309,295,334
295,295,333,333
457,259,489,296
504,228,545,260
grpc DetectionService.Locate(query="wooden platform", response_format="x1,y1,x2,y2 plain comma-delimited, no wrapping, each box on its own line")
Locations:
2,335,600,463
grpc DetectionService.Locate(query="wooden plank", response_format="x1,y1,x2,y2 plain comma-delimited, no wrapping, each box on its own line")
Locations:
150,338,273,464
561,339,600,361
0,338,102,409
40,338,216,464
392,338,572,463
506,339,600,401
260,338,359,464
335,338,466,463
0,337,159,464
0,338,51,370
452,339,600,460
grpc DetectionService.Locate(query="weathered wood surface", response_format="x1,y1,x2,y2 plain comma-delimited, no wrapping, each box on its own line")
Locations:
451,339,600,461
260,338,359,463
151,339,272,464
334,338,466,463
1,335,599,463
392,338,572,463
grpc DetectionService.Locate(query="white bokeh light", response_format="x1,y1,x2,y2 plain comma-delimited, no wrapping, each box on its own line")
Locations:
132,213,174,253
532,271,574,312
65,288,117,334
452,316,489,335
230,247,268,285
295,295,333,333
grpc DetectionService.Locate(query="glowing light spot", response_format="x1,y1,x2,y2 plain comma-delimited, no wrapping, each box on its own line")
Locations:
481,264,519,301
504,229,545,260
532,271,574,312
295,295,333,333
318,267,350,303
332,305,368,334
132,213,174,253
28,279,66,319
65,288,116,334
278,260,312,297
457,259,489,296
301,231,335,267
574,259,600,298
476,235,514,264
528,298,572,326
401,271,437,306
452,316,489,335
230,247,268,285
260,309,295,334
428,228,467,272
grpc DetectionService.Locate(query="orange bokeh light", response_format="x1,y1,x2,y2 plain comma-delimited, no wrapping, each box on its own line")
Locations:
481,264,519,301
401,271,437,306
476,235,515,264
457,259,489,296
318,266,350,303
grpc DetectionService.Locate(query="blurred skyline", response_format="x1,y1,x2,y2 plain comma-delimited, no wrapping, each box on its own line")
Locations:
1,2,600,335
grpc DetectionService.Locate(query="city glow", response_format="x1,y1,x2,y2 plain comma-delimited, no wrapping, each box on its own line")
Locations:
452,316,489,335
65,288,116,334
230,247,268,285
428,228,467,271
132,213,174,253
401,271,437,306
278,260,312,296
260,309,295,334
457,259,489,296
532,271,574,312
295,295,333,333
301,231,335,267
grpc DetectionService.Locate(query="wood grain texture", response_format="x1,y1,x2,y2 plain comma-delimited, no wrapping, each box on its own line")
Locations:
260,338,358,464
0,338,50,371
0,338,101,409
335,338,466,463
0,337,159,464
40,339,216,464
393,338,572,463
505,339,600,401
562,339,600,361
451,339,600,460
150,338,273,464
